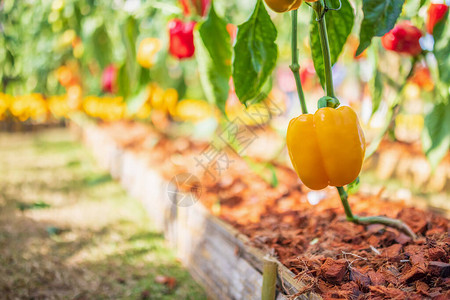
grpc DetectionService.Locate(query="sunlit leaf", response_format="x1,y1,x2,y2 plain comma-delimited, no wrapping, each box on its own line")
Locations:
422,102,450,170
195,3,232,114
433,11,449,85
232,0,277,105
356,0,405,56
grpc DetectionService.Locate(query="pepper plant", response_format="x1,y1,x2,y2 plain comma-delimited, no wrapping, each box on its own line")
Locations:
203,0,448,239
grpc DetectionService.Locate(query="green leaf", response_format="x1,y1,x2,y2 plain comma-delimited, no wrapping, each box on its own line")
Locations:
433,11,449,86
370,69,383,115
356,0,405,56
82,20,112,69
95,30,110,62
243,157,279,187
422,102,450,170
17,201,51,211
126,87,150,114
232,0,278,105
310,0,354,87
117,62,131,99
195,3,232,114
117,16,139,99
267,163,279,188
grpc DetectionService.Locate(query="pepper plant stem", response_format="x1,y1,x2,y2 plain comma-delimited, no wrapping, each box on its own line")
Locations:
337,186,355,221
290,10,308,114
312,2,335,98
337,186,416,239
310,1,416,240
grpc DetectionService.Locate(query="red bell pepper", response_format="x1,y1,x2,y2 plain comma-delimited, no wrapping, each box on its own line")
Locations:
381,21,423,56
168,19,196,60
101,64,117,93
427,3,448,34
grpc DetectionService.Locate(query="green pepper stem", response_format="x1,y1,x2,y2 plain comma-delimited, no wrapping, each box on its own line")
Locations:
337,186,416,239
337,186,355,220
312,2,335,98
290,9,308,114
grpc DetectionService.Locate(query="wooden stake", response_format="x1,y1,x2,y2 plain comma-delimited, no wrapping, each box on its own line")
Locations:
262,257,278,300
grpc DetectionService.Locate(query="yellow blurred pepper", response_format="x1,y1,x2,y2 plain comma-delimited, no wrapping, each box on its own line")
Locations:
286,106,365,190
148,83,165,110
264,0,317,13
0,93,11,120
163,88,179,116
174,99,213,122
136,103,152,119
48,95,71,118
137,38,162,69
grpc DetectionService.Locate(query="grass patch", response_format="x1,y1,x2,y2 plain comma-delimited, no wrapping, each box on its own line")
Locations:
0,129,206,299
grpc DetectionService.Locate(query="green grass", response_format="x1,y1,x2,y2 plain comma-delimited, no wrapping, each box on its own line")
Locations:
0,128,206,299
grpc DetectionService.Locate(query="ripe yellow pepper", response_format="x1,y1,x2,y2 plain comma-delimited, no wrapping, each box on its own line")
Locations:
0,93,11,120
264,0,317,13
137,38,162,69
286,106,365,190
148,83,165,110
174,99,214,122
163,88,179,116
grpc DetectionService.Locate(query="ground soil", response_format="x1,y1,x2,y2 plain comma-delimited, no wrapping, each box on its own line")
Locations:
99,120,449,299
0,129,206,299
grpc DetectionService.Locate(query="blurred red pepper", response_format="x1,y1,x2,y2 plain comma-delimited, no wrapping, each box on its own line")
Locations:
179,0,211,17
427,3,448,34
101,64,117,93
300,61,318,90
381,21,423,56
180,0,190,15
409,65,434,91
169,19,196,60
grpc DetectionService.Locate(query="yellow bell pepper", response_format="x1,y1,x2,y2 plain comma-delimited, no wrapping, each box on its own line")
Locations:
264,0,302,13
48,95,71,118
163,88,179,116
286,106,365,190
174,99,214,122
264,0,317,13
137,38,162,69
148,83,165,110
0,93,11,120
136,103,152,120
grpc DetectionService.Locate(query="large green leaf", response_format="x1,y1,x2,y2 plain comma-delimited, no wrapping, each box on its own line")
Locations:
117,63,131,100
368,42,383,116
232,0,278,105
433,11,449,86
310,0,354,87
356,0,405,56
195,3,232,114
81,18,112,69
117,16,139,99
422,102,450,170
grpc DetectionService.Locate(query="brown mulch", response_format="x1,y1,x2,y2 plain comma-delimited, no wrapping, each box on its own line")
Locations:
97,120,450,299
